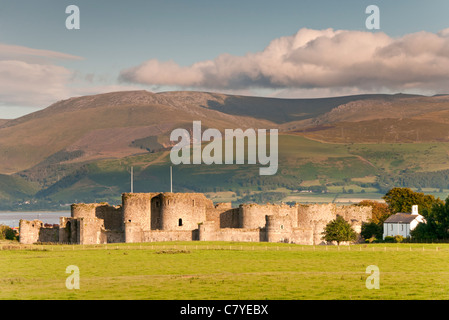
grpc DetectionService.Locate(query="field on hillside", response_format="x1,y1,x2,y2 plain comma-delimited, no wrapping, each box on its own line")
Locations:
2,241,449,300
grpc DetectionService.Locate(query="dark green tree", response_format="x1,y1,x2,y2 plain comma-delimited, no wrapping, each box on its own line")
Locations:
383,187,441,214
321,216,357,245
410,222,437,241
361,222,383,241
411,196,449,240
0,225,18,241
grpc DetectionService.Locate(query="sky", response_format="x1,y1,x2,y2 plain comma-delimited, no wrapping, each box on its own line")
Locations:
1,0,449,118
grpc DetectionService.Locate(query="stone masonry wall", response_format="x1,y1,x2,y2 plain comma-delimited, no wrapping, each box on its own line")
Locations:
206,203,239,228
198,221,261,242
143,230,195,242
19,219,59,244
71,202,124,244
296,203,372,245
239,203,297,229
122,193,157,231
265,215,293,243
159,193,213,230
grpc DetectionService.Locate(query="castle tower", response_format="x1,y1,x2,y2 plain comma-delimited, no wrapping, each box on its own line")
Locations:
19,219,43,244
122,193,155,242
69,203,100,244
239,204,269,229
265,215,292,243
159,193,211,230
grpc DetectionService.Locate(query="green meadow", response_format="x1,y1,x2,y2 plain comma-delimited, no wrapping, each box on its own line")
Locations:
1,241,449,300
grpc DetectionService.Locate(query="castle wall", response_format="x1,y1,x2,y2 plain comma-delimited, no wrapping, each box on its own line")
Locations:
19,219,59,244
59,217,80,244
290,228,314,245
78,217,105,245
335,205,372,234
95,204,123,231
103,230,123,243
142,230,196,242
239,203,297,229
296,203,372,245
38,226,60,243
124,221,143,243
70,202,125,244
206,203,239,228
198,221,261,242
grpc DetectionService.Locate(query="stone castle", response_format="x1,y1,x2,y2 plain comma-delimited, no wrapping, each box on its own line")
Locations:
19,192,372,245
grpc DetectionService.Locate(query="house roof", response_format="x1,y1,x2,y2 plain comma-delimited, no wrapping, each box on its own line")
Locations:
384,213,419,224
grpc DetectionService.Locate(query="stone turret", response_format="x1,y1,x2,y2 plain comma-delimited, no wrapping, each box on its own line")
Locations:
265,215,292,243
122,193,155,243
159,193,212,230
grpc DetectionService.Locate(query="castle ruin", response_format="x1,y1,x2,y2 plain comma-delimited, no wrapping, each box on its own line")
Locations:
19,192,372,245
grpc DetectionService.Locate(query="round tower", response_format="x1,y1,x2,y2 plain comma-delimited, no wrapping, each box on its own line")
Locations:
122,193,154,228
71,203,98,219
265,215,292,243
159,193,209,230
239,204,272,229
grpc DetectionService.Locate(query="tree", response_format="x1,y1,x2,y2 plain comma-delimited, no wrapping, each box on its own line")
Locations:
321,216,357,245
383,187,441,214
409,222,436,241
0,225,18,241
361,222,382,241
357,200,391,242
411,196,449,240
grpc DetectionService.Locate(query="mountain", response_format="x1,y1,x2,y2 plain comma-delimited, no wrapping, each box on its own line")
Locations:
290,94,449,143
0,90,274,174
2,90,449,208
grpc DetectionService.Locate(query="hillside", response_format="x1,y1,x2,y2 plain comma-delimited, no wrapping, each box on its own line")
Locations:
2,90,449,209
0,90,274,174
290,94,449,143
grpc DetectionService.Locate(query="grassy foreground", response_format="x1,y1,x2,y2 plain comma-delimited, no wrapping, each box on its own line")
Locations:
1,241,449,300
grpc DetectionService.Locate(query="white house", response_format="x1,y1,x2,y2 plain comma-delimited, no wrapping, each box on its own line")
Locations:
383,205,425,239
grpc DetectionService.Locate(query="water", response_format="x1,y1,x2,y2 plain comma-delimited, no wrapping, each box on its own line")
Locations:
0,211,71,228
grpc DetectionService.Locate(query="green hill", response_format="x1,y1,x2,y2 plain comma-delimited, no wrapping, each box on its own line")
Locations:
2,90,449,209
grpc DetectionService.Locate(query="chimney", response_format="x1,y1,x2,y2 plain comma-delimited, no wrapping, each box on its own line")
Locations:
412,205,419,215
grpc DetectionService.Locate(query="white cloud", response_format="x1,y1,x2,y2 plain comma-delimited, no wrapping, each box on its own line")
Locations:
0,44,83,108
0,44,140,110
0,43,83,63
0,60,73,107
119,28,449,95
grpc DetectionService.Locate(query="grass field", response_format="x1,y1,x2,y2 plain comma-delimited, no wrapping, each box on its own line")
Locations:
1,241,449,300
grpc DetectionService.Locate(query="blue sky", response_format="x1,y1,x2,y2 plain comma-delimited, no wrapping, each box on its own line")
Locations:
1,0,449,118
